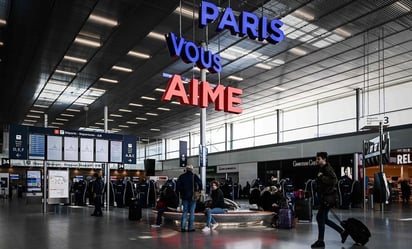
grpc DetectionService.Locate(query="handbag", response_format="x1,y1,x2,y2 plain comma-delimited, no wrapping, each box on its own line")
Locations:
156,200,166,209
192,174,201,201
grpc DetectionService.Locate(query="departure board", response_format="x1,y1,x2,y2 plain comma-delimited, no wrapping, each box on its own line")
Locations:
95,139,109,162
64,137,78,161
80,138,94,162
110,140,122,163
47,136,63,161
29,134,45,160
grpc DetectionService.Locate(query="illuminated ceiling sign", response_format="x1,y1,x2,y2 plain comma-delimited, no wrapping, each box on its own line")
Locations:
161,74,243,114
199,1,285,44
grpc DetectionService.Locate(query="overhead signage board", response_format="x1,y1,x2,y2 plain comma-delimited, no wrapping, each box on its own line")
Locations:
64,136,78,161
9,125,28,160
29,134,45,160
123,136,136,164
95,139,109,163
80,138,94,162
47,136,63,161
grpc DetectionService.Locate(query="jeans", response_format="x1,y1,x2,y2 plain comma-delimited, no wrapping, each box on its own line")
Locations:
205,207,225,227
156,207,167,225
181,199,196,230
316,204,343,241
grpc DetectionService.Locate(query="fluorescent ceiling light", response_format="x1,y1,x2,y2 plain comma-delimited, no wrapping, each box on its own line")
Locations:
171,101,180,105
26,115,40,119
112,65,133,72
147,31,165,41
155,88,165,92
118,125,129,128
395,1,411,12
119,108,132,112
24,119,37,123
272,86,286,91
84,87,105,97
312,40,331,48
293,9,315,21
150,128,160,132
67,108,81,112
75,37,101,47
30,109,45,114
194,113,200,116
102,118,114,122
89,14,118,27
334,28,351,38
63,55,87,63
99,77,118,83
227,75,244,81
38,92,59,101
61,113,75,117
157,107,170,111
0,19,6,25
141,96,156,101
51,122,64,125
21,123,34,126
129,102,143,107
110,114,123,117
55,69,76,76
255,63,273,70
127,51,151,59
95,122,104,125
145,112,158,116
111,128,121,131
34,104,49,108
288,47,307,56
56,118,69,121
126,121,138,125
0,41,3,46
136,117,147,120
44,82,67,92
174,6,198,19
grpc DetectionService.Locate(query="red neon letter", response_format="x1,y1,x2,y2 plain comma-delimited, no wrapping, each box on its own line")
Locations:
199,81,225,111
161,74,189,105
224,87,243,114
189,78,199,106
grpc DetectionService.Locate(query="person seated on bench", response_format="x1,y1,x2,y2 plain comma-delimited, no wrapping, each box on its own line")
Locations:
202,180,226,232
151,183,178,228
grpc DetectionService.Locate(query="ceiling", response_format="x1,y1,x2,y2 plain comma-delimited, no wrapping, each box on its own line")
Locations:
0,0,411,143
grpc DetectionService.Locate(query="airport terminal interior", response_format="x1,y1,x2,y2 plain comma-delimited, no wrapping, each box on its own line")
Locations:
1,0,412,249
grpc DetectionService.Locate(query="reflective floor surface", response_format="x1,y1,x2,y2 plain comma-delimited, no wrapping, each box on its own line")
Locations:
1,198,411,249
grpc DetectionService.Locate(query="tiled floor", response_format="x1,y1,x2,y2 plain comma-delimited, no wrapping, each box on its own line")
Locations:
1,197,411,249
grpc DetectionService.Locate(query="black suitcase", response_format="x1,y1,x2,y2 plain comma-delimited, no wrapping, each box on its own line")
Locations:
295,198,312,221
330,209,371,245
129,198,142,221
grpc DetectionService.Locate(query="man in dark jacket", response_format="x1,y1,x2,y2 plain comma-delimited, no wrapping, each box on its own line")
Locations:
311,152,348,248
91,173,104,217
176,164,202,232
202,180,226,232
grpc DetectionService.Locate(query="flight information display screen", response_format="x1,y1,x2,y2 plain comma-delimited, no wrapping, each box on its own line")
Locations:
47,136,62,161
29,134,45,160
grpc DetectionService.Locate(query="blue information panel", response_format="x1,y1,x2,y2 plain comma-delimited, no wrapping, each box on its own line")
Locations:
29,134,45,160
9,125,28,160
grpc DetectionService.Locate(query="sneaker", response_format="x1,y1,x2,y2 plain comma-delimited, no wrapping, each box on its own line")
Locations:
311,241,325,248
341,230,349,243
151,224,161,228
202,226,211,232
211,223,219,230
188,229,195,232
180,228,187,232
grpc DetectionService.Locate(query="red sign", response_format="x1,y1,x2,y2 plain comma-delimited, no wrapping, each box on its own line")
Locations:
162,74,242,114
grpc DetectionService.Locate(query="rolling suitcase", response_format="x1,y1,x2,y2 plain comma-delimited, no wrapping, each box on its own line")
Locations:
330,209,371,245
277,208,293,229
294,198,312,222
129,198,142,221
